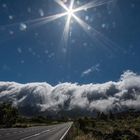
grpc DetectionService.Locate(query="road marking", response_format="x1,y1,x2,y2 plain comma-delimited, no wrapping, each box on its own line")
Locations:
20,129,50,140
0,128,17,130
59,123,72,140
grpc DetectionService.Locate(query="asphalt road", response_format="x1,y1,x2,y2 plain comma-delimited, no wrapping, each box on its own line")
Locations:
0,122,73,140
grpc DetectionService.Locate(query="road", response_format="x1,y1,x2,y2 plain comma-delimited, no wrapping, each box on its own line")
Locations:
0,122,73,140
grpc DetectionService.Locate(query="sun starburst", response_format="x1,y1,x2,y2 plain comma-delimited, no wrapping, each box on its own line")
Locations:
54,0,115,51
67,8,74,18
2,0,116,52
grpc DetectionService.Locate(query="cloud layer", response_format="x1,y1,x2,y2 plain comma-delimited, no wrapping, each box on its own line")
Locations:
0,70,140,116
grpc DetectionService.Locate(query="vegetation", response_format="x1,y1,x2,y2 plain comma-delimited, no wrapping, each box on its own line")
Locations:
72,110,140,140
0,103,18,127
1,103,140,140
0,103,66,128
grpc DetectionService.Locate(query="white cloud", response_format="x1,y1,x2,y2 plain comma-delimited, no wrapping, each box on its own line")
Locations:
81,64,100,77
0,70,140,116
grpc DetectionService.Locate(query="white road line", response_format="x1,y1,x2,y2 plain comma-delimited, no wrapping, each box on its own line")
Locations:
59,124,72,140
0,128,17,130
20,129,50,140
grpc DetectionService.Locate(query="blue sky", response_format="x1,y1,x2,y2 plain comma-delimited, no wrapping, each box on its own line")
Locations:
0,0,140,85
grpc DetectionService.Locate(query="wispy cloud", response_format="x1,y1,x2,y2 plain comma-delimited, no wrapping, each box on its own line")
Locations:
81,64,100,77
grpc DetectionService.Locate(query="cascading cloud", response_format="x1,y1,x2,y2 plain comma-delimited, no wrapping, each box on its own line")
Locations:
0,70,140,116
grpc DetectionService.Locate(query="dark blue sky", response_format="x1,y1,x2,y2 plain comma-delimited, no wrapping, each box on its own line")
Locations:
0,0,140,85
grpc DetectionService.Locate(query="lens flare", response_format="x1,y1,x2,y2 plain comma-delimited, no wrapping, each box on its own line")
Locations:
2,0,116,52
54,0,115,50
67,8,74,18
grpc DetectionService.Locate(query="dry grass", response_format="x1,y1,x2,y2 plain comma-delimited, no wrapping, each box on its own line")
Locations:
75,133,98,140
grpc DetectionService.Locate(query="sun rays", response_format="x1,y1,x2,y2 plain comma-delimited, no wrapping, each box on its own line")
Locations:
1,0,117,53
54,0,115,51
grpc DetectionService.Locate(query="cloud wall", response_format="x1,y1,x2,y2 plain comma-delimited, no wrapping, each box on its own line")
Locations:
0,70,140,116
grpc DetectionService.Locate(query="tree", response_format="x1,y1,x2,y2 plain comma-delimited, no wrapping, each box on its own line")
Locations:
0,103,18,127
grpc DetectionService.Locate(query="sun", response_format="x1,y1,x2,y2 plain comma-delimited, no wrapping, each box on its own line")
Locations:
65,0,75,21
21,0,114,51
67,8,74,18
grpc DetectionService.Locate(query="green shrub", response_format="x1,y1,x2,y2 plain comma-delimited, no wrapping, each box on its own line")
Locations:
0,103,18,127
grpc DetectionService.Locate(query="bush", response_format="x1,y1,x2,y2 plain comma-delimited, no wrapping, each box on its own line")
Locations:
0,103,18,127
